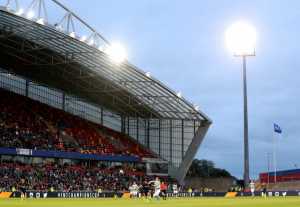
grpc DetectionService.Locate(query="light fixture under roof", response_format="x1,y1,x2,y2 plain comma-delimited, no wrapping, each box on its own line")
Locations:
145,72,151,78
104,42,127,64
36,18,45,25
15,8,24,16
80,35,87,42
55,24,63,32
88,39,94,46
193,104,199,111
69,32,76,38
98,45,104,52
26,10,35,20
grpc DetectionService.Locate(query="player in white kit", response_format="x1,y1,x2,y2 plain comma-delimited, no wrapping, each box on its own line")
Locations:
129,182,139,198
172,183,178,197
250,180,255,197
149,177,161,200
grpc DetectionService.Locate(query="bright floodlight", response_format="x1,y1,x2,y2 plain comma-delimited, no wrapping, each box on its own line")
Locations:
69,32,76,38
98,45,104,51
193,104,199,111
26,10,35,19
36,18,45,25
15,8,24,16
226,21,256,56
176,91,182,98
88,39,95,46
80,35,87,42
55,25,63,32
105,42,127,64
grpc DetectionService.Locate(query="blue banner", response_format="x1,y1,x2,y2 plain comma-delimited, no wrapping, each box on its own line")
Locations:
0,147,140,162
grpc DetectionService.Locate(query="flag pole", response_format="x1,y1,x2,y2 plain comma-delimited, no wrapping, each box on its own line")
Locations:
273,123,282,183
267,152,270,187
273,130,277,183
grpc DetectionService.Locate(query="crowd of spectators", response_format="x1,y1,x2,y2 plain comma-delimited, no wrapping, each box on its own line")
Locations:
0,89,155,158
0,90,60,151
0,161,148,192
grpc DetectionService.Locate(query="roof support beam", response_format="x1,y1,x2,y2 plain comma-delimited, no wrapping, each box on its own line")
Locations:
171,121,211,184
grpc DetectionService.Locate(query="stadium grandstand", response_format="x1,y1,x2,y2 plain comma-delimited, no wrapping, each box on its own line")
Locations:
0,0,211,193
247,169,300,192
260,169,300,184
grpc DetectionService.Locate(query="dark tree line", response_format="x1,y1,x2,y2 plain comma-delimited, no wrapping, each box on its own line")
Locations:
186,159,232,178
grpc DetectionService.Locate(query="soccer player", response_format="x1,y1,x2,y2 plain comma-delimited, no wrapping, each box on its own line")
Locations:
129,182,139,198
149,177,161,200
160,181,167,200
141,181,150,199
250,180,255,197
261,183,267,198
19,178,27,200
188,187,193,197
172,183,178,197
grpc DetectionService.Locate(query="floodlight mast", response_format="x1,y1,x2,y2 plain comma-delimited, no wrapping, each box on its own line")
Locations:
226,21,256,188
241,53,252,188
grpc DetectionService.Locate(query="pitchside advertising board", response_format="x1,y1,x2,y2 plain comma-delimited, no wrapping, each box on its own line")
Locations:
1,191,300,198
237,191,300,197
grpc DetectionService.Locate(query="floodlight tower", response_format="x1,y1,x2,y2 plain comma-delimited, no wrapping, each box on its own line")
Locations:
226,21,256,187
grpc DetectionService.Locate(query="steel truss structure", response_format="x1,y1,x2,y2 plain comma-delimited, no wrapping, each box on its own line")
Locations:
0,0,211,183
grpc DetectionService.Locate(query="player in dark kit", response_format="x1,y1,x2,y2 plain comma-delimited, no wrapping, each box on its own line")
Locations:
141,181,150,199
19,178,27,200
160,181,167,200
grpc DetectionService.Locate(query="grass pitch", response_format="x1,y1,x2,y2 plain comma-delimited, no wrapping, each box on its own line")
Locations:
0,197,300,207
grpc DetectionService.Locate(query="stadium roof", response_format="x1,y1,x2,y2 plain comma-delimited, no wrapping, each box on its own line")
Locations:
0,2,211,122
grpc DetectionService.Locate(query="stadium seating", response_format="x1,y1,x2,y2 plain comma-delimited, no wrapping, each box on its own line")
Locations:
0,161,147,192
0,89,156,158
258,181,300,191
260,169,300,185
184,177,235,192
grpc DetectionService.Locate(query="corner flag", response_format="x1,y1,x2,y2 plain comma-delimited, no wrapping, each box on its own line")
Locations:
274,123,282,134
